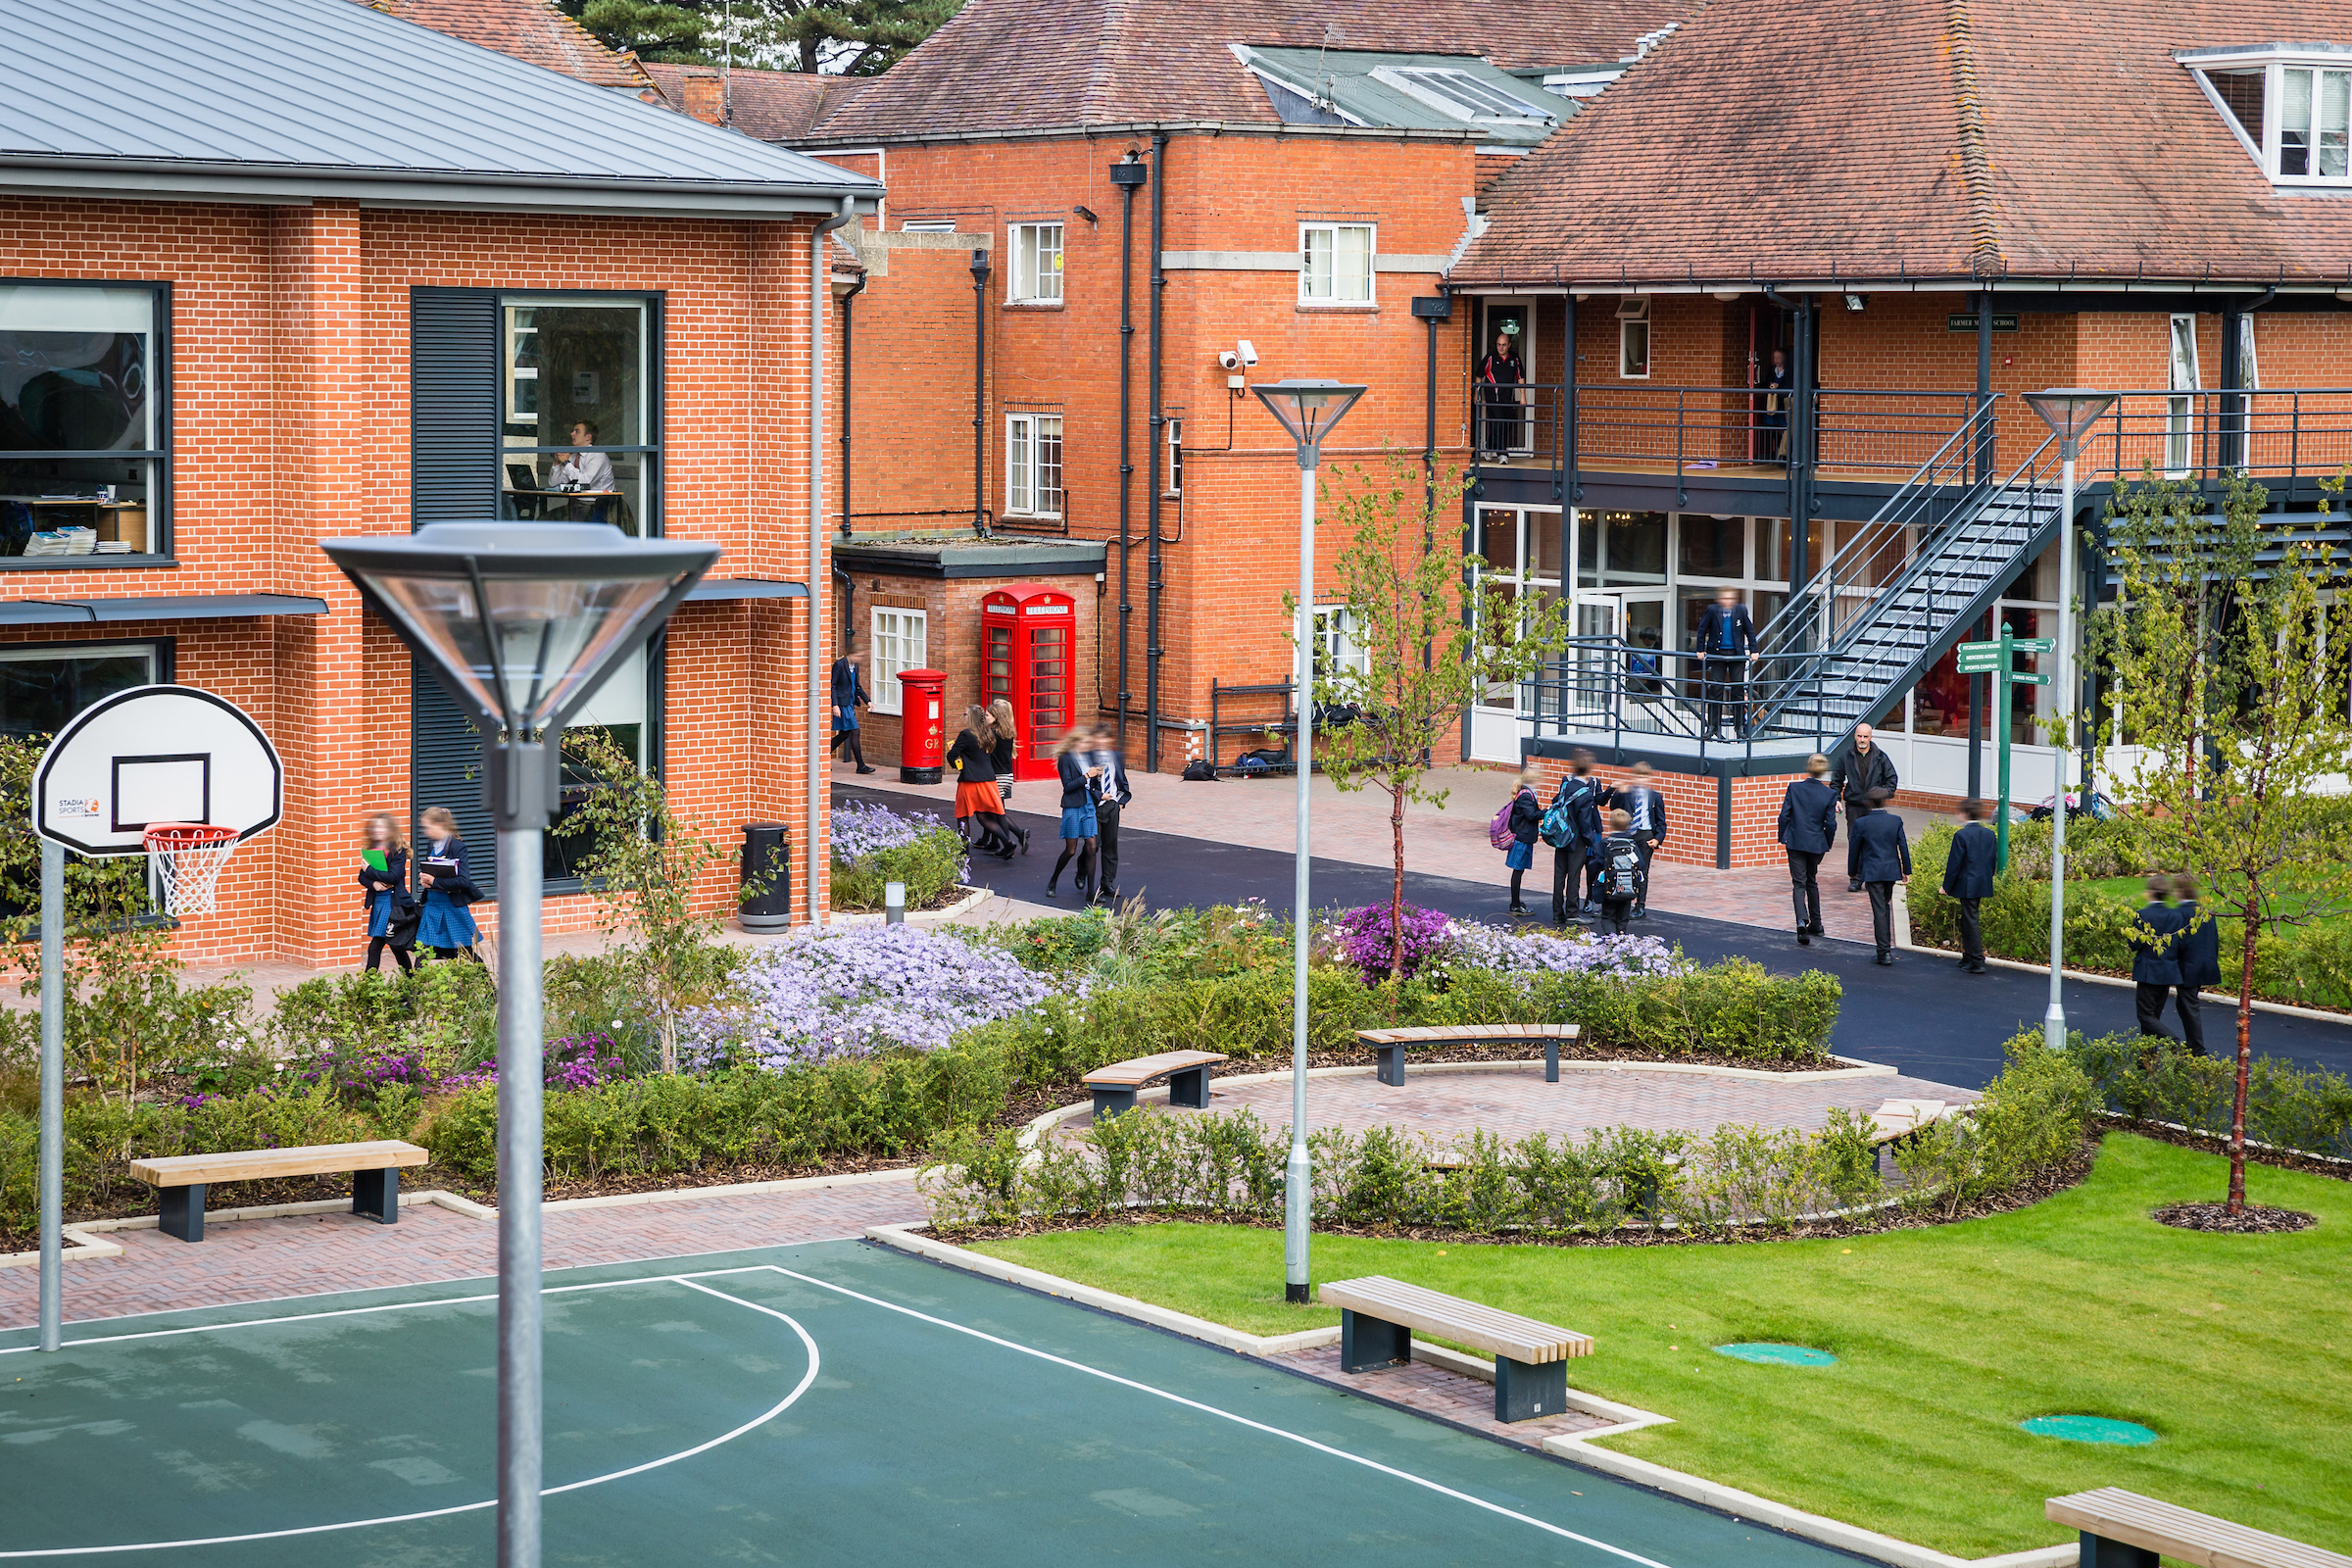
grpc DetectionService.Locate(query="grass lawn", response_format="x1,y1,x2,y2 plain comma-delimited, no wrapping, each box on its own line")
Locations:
969,1135,2352,1558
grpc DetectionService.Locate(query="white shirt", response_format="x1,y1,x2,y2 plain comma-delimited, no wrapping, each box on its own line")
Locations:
551,449,615,491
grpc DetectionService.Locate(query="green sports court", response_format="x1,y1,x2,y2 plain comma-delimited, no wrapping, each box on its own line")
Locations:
0,1241,1862,1567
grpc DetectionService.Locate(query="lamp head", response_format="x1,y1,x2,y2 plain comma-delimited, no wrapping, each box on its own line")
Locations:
1250,377,1369,469
320,522,717,737
2023,387,2119,454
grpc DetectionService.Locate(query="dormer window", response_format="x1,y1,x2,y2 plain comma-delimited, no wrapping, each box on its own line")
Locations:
1375,66,1557,127
2182,46,2352,184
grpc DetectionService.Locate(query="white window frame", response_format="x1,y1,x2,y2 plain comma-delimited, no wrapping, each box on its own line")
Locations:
1165,417,1183,498
868,607,927,714
1004,413,1064,517
1311,605,1370,686
1007,221,1064,304
2167,313,2200,476
1617,296,1651,379
2185,54,2352,186
1299,221,1376,307
2238,317,2260,390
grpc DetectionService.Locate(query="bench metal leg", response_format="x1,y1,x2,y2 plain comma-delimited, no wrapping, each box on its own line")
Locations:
1339,1309,1410,1373
352,1166,400,1225
1376,1044,1406,1087
1545,1037,1560,1084
2080,1534,2158,1568
159,1183,206,1244
1167,1064,1211,1109
1494,1353,1567,1422
1090,1086,1136,1123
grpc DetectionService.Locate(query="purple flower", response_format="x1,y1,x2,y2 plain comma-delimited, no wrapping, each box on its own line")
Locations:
1330,902,1456,984
1442,920,1686,980
831,800,943,862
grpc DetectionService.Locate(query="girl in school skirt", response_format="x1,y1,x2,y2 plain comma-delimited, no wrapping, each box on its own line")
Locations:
415,806,483,960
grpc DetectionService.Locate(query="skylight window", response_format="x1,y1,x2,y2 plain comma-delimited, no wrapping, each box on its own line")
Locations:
2182,46,2352,185
1381,67,1557,125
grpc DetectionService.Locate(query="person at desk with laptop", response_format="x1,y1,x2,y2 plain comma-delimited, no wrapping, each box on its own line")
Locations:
511,419,620,525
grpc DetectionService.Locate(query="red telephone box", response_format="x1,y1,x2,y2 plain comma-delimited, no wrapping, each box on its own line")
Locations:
981,584,1074,781
895,667,948,784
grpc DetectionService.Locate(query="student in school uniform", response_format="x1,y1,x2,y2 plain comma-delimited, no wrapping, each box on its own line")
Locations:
988,699,1021,812
947,706,1018,860
414,806,483,962
1592,808,1644,935
356,811,417,973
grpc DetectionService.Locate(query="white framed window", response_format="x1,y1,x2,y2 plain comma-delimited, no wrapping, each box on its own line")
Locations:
2238,317,2260,389
1005,413,1064,516
1008,222,1064,303
901,219,956,233
1311,605,1370,685
2167,313,2200,475
868,607,927,714
1617,296,1650,379
1166,417,1183,497
1299,222,1375,306
2186,53,2352,185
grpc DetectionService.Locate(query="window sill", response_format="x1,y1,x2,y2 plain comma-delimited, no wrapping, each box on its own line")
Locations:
1001,513,1064,522
0,553,175,571
1004,300,1065,311
1297,304,1378,314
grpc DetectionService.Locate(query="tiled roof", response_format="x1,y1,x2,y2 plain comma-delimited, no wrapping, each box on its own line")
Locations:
372,0,649,90
804,0,1689,143
1454,0,2352,289
642,63,871,140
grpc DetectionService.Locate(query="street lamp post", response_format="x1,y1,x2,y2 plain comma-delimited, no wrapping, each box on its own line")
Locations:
320,523,716,1567
2021,389,2118,1052
1250,378,1367,1306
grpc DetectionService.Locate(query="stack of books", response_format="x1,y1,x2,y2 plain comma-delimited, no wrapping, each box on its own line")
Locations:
24,528,97,557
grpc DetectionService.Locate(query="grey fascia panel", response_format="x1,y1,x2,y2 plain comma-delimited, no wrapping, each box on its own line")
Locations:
838,541,1107,579
0,601,92,624
76,593,330,621
0,162,881,220
684,578,809,601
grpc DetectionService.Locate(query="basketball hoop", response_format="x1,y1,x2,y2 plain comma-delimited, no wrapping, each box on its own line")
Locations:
143,823,240,915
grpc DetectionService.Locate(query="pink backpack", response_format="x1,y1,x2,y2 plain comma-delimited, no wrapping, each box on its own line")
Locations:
1489,797,1518,852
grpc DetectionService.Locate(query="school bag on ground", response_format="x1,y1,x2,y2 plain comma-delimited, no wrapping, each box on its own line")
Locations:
1488,799,1517,852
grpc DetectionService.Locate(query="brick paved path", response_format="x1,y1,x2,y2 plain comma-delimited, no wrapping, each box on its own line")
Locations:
1056,1064,1975,1149
0,1174,927,1333
1265,1342,1615,1448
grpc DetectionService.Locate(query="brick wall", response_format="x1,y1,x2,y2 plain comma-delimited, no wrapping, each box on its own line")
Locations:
1522,752,1803,870
0,194,835,965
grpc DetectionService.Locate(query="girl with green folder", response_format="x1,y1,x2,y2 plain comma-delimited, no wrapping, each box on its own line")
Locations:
357,812,417,971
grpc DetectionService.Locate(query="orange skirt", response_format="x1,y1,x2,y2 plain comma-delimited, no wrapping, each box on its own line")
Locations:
956,780,1004,817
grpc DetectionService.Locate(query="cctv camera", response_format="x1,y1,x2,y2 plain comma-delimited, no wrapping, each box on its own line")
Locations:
1218,350,1241,370
1237,339,1259,368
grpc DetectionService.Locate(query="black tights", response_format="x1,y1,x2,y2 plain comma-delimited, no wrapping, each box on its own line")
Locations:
432,945,481,963
368,938,415,973
1050,839,1098,899
831,729,867,768
974,811,1020,856
1508,868,1527,906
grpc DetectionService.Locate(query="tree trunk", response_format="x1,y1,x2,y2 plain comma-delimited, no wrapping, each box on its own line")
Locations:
1388,785,1408,982
2229,906,2257,1214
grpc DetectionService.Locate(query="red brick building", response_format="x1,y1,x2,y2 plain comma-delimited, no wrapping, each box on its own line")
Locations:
1445,0,2352,864
0,0,878,963
751,0,1683,775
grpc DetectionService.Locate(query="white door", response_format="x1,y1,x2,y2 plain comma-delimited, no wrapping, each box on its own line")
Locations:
2167,315,2200,475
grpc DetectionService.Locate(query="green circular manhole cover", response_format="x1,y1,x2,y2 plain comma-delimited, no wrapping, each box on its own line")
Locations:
1714,1343,1837,1366
2019,1415,2158,1446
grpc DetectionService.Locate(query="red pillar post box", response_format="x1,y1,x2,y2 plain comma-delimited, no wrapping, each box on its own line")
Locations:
896,667,948,784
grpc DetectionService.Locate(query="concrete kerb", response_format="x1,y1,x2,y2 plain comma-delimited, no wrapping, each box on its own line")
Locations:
829,882,994,928
0,1165,923,1270
863,1222,2074,1568
1017,1054,1900,1149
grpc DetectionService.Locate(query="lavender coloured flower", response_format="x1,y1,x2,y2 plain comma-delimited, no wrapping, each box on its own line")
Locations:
830,799,938,862
681,924,1053,1068
1442,919,1686,980
1330,902,1456,984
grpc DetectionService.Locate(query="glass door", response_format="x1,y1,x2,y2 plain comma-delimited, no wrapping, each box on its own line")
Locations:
1563,595,1618,728
1477,298,1538,458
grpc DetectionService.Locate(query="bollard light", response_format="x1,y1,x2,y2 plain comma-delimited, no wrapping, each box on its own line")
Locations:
885,880,906,925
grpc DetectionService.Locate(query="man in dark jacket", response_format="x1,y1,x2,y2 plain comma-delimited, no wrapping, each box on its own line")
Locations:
1850,788,1911,964
1617,760,1669,918
1941,798,1999,974
1694,588,1757,740
1550,750,1606,924
1832,725,1899,891
1775,752,1839,946
2126,874,2184,1041
2171,872,2219,1054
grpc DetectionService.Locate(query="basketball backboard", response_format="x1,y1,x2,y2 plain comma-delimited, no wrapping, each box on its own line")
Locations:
33,686,282,857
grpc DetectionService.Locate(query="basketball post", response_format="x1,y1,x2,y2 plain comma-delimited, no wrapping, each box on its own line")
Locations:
322,523,716,1568
37,838,63,1352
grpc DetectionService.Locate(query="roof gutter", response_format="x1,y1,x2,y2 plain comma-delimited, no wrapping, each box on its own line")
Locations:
810,195,858,930
788,120,1487,151
1446,274,2352,297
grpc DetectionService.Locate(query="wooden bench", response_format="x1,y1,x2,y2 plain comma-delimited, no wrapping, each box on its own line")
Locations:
1079,1051,1227,1122
1867,1098,1951,1147
1355,1023,1582,1087
128,1140,430,1243
2049,1487,2352,1568
1320,1274,1592,1423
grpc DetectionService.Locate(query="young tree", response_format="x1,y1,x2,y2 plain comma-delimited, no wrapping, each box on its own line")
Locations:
2092,470,2352,1213
563,0,958,74
554,729,764,1072
1293,454,1568,980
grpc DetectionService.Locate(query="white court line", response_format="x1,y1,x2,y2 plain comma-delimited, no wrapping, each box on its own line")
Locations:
0,1272,817,1560
762,1265,1683,1568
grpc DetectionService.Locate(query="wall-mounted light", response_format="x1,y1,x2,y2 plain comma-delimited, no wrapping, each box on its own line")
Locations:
1073,205,1099,226
1842,293,1867,313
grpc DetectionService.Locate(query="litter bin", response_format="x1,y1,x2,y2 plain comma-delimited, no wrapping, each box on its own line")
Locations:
740,822,793,933
896,667,948,784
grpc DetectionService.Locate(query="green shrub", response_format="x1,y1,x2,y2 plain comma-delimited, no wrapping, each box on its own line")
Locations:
832,827,968,912
269,962,500,1081
1892,1034,2096,1216
2064,1031,2352,1158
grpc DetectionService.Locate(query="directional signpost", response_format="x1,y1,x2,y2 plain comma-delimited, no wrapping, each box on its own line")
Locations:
1955,625,2053,869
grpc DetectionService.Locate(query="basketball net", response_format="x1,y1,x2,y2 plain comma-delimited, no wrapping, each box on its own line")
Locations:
143,823,240,916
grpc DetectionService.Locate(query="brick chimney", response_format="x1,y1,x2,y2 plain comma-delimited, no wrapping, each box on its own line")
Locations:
682,72,723,124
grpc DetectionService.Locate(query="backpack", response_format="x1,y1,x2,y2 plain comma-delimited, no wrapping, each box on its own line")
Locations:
1596,835,1642,896
1181,759,1218,782
1538,798,1576,849
1488,799,1517,852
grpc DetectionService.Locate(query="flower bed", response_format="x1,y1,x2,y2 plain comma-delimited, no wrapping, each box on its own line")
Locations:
830,800,968,912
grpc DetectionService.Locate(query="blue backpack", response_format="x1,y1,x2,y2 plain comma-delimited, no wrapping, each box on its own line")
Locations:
1539,781,1587,849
